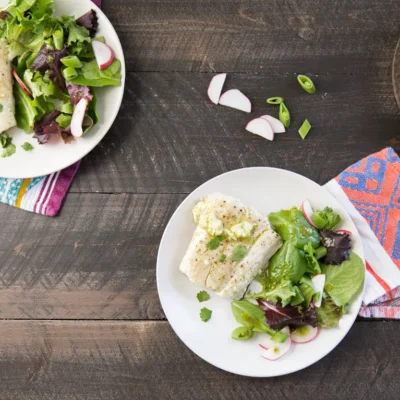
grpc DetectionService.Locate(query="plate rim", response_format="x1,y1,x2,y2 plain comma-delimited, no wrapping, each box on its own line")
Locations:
156,166,366,377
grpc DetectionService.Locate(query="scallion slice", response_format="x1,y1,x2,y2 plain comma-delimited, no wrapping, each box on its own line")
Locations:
279,102,290,128
299,119,312,139
297,75,316,94
266,97,284,105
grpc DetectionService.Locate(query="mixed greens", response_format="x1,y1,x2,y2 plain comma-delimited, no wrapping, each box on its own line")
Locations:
0,0,121,150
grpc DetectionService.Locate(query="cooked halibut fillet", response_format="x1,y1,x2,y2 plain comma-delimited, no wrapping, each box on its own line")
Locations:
179,193,282,299
0,39,16,133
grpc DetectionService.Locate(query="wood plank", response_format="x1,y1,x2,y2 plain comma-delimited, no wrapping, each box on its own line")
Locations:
71,71,400,194
103,0,400,74
0,320,398,399
0,193,186,319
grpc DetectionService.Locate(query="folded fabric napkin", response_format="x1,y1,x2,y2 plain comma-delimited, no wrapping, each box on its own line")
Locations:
0,0,101,216
324,147,400,318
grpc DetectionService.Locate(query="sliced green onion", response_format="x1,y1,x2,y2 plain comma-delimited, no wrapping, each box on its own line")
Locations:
61,56,83,68
60,102,73,114
297,75,316,94
279,102,290,128
62,67,78,81
299,119,312,139
53,29,64,50
266,97,284,105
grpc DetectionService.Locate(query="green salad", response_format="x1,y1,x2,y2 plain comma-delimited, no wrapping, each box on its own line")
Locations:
0,0,121,151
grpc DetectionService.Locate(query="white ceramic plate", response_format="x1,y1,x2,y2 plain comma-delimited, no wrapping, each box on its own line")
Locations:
0,0,125,178
157,168,365,377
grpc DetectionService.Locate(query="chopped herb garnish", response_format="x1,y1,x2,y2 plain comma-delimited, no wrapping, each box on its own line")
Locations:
197,290,210,302
297,75,316,94
231,245,248,262
21,142,34,151
200,307,212,322
298,119,312,139
206,235,224,250
219,254,227,262
0,133,11,148
279,102,290,128
1,143,16,158
266,97,284,105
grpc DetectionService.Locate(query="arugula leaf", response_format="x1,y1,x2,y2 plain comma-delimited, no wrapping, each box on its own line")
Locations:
200,307,212,322
231,245,247,262
315,296,343,328
196,290,210,302
206,235,224,250
232,326,254,340
2,143,16,158
219,254,226,262
21,142,33,151
312,207,342,230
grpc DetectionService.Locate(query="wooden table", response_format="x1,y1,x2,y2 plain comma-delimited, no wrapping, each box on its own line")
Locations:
1,0,400,398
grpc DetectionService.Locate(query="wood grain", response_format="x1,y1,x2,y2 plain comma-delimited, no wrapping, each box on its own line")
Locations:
392,38,400,107
103,0,400,74
0,320,398,399
71,71,400,194
0,193,186,319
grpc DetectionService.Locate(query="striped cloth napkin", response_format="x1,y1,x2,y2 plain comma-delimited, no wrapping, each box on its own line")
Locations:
0,0,101,216
325,147,400,318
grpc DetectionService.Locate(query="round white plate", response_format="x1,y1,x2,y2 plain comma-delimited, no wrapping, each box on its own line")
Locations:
157,168,365,377
0,0,125,178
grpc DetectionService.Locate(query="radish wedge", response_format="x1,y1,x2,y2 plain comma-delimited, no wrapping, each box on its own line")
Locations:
71,98,89,137
312,274,326,308
260,115,286,133
219,89,251,113
208,73,227,105
337,229,351,235
246,118,274,141
92,40,115,71
12,69,32,97
302,199,316,227
260,327,291,361
291,325,319,343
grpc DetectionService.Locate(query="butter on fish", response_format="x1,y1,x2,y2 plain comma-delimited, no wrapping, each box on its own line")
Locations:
0,39,16,133
179,193,282,299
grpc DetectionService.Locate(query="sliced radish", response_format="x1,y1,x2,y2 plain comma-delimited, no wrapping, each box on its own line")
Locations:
71,98,89,137
207,73,227,105
219,89,251,113
260,115,286,133
337,229,351,235
291,325,319,343
92,40,115,71
312,274,326,308
260,327,291,361
12,69,32,97
246,118,274,141
302,199,316,227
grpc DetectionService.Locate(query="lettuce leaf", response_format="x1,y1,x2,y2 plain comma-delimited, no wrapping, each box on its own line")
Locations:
321,252,365,307
315,296,343,328
312,207,342,230
14,82,36,132
247,281,298,307
298,276,315,308
320,229,351,265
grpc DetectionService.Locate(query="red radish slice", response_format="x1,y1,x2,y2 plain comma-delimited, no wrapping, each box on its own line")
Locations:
291,325,319,343
302,199,316,227
246,118,274,141
312,274,326,308
260,115,286,133
219,89,251,113
207,73,227,105
260,327,291,361
12,69,32,97
259,327,290,350
337,229,351,235
92,40,115,71
71,98,89,137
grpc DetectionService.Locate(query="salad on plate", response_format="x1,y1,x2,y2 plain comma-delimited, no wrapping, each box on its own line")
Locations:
179,193,365,361
0,0,122,157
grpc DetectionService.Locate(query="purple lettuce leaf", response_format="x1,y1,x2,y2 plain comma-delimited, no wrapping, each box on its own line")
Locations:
76,10,98,37
66,82,93,106
33,110,72,144
31,45,52,72
257,299,317,330
320,229,351,265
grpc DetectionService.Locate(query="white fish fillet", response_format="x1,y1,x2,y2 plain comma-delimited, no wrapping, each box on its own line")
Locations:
0,39,16,133
179,193,282,299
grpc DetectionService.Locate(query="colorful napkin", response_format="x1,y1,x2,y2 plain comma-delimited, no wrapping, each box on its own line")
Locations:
0,0,101,216
324,147,400,318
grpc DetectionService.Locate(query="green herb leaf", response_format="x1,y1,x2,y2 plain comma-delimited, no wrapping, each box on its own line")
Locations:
196,290,210,302
0,133,12,148
200,307,212,322
299,119,312,139
21,142,34,151
231,245,248,262
232,326,254,340
206,235,224,250
266,97,284,105
1,143,16,158
219,254,226,262
297,75,316,94
279,102,290,128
